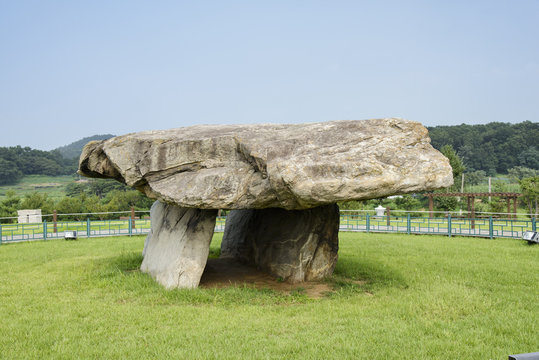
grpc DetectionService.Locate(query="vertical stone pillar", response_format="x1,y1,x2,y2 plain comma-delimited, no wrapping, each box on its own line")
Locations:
141,201,217,289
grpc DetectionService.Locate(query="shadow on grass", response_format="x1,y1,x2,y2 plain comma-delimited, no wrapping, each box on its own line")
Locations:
90,252,144,283
89,252,315,305
333,255,408,293
105,251,143,272
89,248,408,304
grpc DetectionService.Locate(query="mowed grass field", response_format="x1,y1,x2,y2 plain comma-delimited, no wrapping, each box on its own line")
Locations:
0,232,537,359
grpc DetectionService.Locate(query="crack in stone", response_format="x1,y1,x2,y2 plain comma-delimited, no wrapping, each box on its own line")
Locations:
234,137,268,178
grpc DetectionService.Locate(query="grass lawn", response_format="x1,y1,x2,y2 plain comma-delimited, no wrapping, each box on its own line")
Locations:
0,232,537,359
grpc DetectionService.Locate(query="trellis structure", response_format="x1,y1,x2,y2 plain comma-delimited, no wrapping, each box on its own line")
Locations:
425,192,521,228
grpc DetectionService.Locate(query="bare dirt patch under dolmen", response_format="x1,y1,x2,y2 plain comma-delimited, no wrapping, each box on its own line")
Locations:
199,258,334,298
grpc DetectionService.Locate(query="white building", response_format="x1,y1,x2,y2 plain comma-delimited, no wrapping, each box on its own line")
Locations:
17,209,42,224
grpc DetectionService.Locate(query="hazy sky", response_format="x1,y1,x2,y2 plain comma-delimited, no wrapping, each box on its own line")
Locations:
1,0,538,150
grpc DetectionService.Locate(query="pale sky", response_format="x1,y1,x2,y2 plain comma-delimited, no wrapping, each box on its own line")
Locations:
1,0,538,150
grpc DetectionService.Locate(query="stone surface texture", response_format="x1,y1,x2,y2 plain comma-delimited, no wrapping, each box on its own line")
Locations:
221,205,340,283
79,118,453,210
140,201,217,289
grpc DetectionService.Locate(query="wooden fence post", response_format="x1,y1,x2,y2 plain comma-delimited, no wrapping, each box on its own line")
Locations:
53,210,58,233
131,207,136,229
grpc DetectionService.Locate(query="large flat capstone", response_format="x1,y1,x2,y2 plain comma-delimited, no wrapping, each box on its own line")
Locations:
79,118,452,210
79,118,453,289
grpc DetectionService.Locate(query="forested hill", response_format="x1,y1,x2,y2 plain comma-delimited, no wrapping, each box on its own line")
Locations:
54,134,114,159
428,121,538,174
0,134,114,185
0,147,76,185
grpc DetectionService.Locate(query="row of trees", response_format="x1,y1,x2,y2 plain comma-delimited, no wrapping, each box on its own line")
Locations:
2,179,537,221
428,121,538,174
340,183,538,216
0,180,154,221
0,134,113,185
428,144,539,215
0,146,78,185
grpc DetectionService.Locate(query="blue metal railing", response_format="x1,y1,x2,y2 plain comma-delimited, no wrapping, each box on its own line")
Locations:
0,213,536,245
0,215,228,244
338,213,536,239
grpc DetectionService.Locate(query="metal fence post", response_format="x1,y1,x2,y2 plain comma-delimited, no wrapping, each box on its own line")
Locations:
447,214,452,237
532,217,536,232
43,221,47,240
87,218,91,238
366,213,370,233
407,214,411,234
489,216,493,239
128,218,132,236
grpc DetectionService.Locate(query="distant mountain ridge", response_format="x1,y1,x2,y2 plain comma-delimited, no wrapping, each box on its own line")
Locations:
54,134,115,159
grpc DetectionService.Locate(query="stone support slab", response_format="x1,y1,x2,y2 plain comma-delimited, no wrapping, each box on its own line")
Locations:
221,204,340,283
141,201,217,289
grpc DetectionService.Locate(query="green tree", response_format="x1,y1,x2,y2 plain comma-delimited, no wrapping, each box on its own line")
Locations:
436,196,458,212
0,191,21,220
507,166,539,181
395,195,421,210
83,195,106,220
518,147,539,169
0,145,79,180
337,200,363,210
89,179,130,198
464,170,486,186
65,182,88,197
428,121,539,173
519,176,539,217
487,181,509,214
440,144,465,190
0,158,23,185
56,196,85,220
104,190,152,212
20,192,55,214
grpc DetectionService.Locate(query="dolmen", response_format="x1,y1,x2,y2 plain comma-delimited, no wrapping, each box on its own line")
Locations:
78,118,453,288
